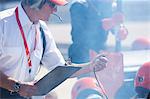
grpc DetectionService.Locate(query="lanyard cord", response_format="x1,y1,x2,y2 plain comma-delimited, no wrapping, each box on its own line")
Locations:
15,7,32,73
93,67,108,99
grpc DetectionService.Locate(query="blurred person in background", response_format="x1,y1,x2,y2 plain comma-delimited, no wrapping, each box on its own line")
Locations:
68,0,128,64
133,61,150,99
71,77,107,99
0,0,108,98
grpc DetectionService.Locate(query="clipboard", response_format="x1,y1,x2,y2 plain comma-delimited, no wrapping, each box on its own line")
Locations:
33,66,81,96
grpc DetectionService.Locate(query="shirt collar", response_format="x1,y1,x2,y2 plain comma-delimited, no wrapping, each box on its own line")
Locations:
17,3,33,27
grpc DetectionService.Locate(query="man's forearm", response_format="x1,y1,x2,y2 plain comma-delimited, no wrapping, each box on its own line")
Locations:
0,71,16,91
70,62,92,78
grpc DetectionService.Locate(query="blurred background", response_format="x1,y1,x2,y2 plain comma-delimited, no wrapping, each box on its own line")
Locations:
0,0,150,99
1,0,149,56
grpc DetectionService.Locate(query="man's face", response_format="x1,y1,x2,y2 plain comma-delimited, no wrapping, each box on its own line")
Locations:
37,2,57,21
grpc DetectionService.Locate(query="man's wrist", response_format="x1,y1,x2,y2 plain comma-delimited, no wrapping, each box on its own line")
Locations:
81,62,92,73
12,82,21,93
8,78,21,93
89,62,94,72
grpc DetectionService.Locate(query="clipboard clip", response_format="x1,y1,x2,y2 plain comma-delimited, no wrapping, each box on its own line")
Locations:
65,57,72,66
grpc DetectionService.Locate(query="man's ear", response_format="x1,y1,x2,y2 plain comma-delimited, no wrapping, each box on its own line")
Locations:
89,49,98,60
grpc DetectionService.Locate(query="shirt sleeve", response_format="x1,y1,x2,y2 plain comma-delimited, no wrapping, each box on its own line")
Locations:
40,21,65,70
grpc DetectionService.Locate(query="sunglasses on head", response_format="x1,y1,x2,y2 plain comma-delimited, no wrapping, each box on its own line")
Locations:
46,1,57,9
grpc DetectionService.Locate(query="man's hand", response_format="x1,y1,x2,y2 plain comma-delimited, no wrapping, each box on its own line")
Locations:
90,53,108,72
18,82,37,97
102,12,125,31
112,12,124,25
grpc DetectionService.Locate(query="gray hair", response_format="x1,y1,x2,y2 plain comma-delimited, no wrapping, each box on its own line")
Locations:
21,0,46,10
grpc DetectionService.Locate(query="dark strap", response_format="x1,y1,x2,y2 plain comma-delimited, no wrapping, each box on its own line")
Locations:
40,26,46,64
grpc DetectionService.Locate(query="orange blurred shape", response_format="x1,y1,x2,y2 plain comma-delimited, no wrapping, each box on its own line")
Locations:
71,77,105,99
131,37,150,50
134,61,150,96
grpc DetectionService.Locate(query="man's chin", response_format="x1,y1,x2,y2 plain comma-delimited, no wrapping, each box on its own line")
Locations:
40,18,49,22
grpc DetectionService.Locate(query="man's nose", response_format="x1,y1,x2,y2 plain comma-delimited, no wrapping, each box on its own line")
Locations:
52,7,57,13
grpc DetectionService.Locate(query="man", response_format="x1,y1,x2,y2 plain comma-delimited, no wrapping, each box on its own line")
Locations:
0,0,107,98
68,0,128,63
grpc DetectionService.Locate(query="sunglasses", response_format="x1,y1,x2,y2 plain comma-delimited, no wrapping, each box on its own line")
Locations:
47,1,57,9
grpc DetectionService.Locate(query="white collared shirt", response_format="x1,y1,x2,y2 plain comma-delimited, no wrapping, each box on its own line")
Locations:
0,4,65,82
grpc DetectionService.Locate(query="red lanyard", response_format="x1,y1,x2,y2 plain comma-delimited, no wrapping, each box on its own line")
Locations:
15,7,32,73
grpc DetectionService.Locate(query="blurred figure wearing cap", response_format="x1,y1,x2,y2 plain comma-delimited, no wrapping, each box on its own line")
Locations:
131,37,150,50
71,77,107,99
134,62,150,98
0,0,108,98
68,0,128,64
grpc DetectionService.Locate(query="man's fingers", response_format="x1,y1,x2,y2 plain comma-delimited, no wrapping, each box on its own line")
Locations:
92,55,108,71
95,55,108,64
